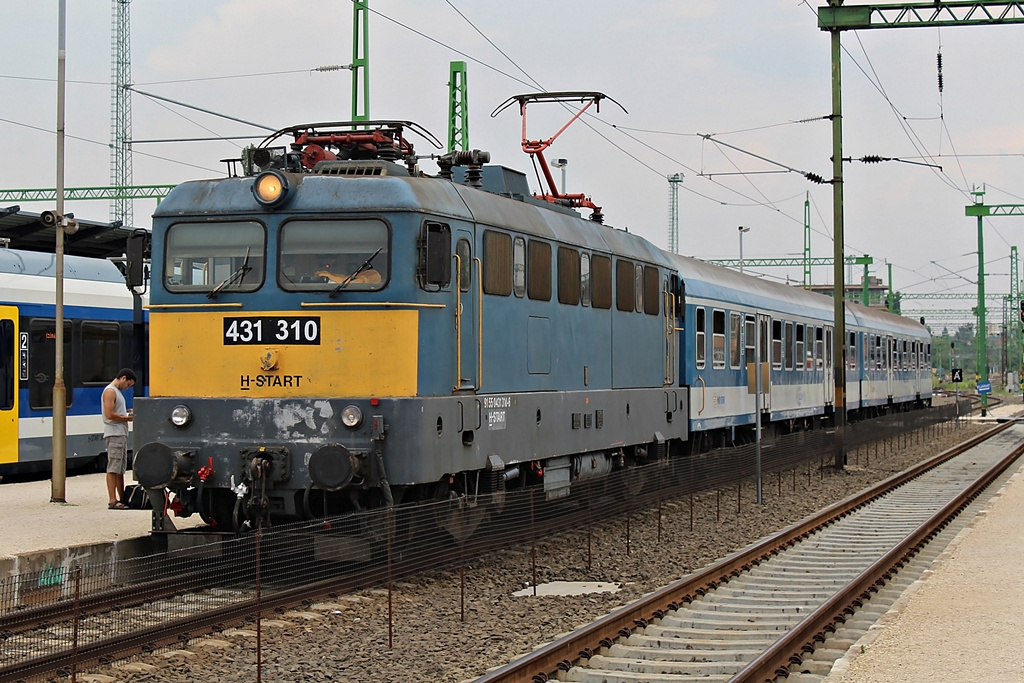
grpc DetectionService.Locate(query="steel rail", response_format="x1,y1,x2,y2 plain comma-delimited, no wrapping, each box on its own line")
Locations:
473,420,1015,683
733,428,1024,682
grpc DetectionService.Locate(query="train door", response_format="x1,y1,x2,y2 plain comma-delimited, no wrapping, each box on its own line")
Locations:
454,228,479,391
824,326,834,405
0,307,18,466
757,313,771,411
886,335,894,398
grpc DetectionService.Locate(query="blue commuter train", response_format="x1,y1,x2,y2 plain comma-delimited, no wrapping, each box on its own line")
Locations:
131,116,930,537
0,248,142,476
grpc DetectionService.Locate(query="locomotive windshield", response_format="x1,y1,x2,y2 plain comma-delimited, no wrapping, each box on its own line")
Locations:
164,221,265,294
278,219,389,291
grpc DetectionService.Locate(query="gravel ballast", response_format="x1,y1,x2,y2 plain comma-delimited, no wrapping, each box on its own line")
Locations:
82,417,995,683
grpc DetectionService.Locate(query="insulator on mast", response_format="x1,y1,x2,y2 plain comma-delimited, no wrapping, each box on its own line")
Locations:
936,52,944,93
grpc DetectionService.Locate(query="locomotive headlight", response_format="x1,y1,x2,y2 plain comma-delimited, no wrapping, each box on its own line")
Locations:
341,405,363,429
252,170,289,207
170,404,193,428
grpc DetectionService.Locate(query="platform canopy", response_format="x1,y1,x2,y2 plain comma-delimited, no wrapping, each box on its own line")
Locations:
0,205,148,260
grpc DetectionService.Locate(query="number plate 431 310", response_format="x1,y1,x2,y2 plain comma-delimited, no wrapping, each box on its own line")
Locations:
223,316,321,345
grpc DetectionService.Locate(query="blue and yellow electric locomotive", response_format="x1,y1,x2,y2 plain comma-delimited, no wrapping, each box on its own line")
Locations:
134,104,930,536
133,117,688,533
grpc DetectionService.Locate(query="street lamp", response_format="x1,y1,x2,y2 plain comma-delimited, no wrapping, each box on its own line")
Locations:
550,158,568,195
738,226,750,274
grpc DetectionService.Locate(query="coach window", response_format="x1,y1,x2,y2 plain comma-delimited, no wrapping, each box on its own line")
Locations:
784,322,794,371
278,219,387,292
28,320,72,410
815,326,824,370
557,246,581,305
580,253,591,307
616,259,635,312
712,310,726,369
771,320,783,369
634,264,644,312
849,332,857,370
695,307,706,369
527,240,552,301
0,319,14,411
643,266,660,315
795,324,805,372
166,221,265,293
730,312,742,369
591,254,612,309
512,237,526,297
744,315,755,367
81,322,120,385
482,231,513,296
902,340,908,370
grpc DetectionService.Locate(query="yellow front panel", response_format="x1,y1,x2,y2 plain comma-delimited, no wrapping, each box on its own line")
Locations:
0,306,19,465
150,309,419,398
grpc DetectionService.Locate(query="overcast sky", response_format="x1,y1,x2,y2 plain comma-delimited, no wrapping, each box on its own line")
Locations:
2,1,1022,327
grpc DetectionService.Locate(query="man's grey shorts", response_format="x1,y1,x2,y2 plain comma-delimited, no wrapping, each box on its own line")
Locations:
105,435,128,475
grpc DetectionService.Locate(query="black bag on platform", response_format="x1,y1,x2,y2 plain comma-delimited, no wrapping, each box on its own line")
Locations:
123,484,152,510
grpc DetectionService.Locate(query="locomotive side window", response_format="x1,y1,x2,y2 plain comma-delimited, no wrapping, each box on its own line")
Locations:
795,324,805,372
712,310,726,369
785,322,794,371
771,320,782,369
729,312,742,369
482,230,512,296
166,221,265,293
456,239,472,293
591,254,612,309
580,253,591,307
643,266,660,315
615,259,634,312
557,246,581,305
422,221,451,288
513,237,526,297
80,322,120,385
695,307,706,369
527,240,551,301
28,319,73,410
279,219,388,292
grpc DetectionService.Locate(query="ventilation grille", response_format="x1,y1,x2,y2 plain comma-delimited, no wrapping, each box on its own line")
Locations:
312,160,409,177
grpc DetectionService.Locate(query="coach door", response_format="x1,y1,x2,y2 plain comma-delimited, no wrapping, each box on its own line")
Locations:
824,326,834,405
886,335,894,398
0,307,18,467
757,313,771,411
454,228,479,391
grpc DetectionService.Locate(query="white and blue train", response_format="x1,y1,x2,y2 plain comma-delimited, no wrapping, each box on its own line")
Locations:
130,115,932,534
0,248,141,476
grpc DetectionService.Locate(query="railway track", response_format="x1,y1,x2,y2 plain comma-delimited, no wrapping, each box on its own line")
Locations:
478,420,1024,683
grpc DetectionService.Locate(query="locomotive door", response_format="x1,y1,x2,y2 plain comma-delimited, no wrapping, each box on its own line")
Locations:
757,313,771,411
454,229,479,391
0,307,18,466
824,326,834,405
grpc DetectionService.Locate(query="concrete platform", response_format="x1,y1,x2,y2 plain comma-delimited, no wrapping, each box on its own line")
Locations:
0,472,205,585
823,436,1024,681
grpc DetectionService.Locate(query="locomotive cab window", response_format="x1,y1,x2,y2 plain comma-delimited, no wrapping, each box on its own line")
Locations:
456,238,472,293
279,219,389,292
165,221,265,293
